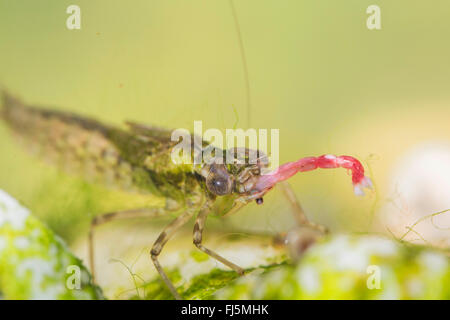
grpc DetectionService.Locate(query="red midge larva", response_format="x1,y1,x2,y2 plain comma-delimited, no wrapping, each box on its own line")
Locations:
253,154,373,198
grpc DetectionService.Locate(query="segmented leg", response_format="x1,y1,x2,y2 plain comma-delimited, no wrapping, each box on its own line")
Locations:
150,207,197,300
89,207,169,283
192,204,245,275
280,181,328,234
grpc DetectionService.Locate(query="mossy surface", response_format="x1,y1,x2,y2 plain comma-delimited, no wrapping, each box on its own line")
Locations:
122,236,450,300
0,190,103,299
214,235,450,300
1,190,449,300
130,263,286,300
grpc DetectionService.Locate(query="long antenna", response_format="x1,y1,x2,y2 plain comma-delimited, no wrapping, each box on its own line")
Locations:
229,0,251,128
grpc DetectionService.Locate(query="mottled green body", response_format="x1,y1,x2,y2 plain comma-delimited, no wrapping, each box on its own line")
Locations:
1,93,212,208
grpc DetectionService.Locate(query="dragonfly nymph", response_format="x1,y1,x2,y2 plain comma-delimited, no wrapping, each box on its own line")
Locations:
1,91,372,299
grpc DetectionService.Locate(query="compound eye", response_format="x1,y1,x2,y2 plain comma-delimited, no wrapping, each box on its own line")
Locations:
206,166,232,196
206,176,232,195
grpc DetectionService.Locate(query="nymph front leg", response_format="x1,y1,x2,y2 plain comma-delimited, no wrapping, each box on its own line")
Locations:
150,207,197,300
192,203,245,275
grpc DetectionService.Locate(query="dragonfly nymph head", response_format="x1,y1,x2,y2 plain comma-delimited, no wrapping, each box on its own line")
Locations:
199,147,270,204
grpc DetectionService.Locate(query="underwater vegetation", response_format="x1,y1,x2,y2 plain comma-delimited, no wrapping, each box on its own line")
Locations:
1,190,448,300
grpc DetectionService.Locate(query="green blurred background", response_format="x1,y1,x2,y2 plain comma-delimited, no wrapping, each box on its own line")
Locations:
0,0,449,244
